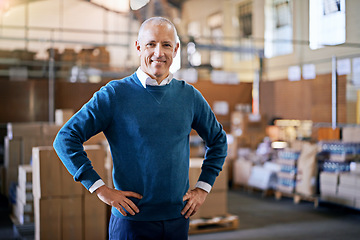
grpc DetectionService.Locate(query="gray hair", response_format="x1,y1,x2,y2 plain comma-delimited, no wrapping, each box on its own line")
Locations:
137,17,179,43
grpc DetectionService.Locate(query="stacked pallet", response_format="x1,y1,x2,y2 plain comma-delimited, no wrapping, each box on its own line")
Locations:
32,145,108,240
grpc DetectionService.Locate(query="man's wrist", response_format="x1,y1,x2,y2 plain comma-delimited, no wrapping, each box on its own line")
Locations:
195,181,212,193
89,179,106,193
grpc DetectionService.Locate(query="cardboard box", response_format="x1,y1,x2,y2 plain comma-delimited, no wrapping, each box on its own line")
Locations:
34,197,61,240
317,127,340,141
84,194,107,240
60,162,84,197
248,165,277,190
42,124,61,146
189,158,227,191
105,145,114,188
337,184,356,199
55,109,74,126
320,172,339,185
192,190,227,219
84,132,107,145
23,137,42,165
7,122,42,140
226,134,237,160
33,147,83,198
32,147,62,198
339,173,360,186
320,183,338,195
233,158,253,186
84,145,107,178
342,127,360,142
62,197,83,240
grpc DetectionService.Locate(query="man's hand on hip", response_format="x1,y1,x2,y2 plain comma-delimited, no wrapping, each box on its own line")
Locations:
95,185,143,216
181,188,208,219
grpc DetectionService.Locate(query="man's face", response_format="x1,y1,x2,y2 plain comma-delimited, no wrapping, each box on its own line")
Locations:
135,23,179,82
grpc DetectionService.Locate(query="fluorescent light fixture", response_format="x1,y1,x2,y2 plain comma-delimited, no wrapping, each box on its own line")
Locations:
271,141,288,149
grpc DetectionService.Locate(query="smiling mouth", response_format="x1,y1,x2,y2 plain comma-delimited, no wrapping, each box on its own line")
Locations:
151,60,166,64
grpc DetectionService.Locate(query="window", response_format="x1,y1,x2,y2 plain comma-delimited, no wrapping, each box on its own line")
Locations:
235,1,254,61
208,13,223,68
238,1,253,37
309,0,346,50
265,0,293,58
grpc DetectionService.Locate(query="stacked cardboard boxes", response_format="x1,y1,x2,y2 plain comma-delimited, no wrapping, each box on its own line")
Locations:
320,171,360,209
32,145,108,240
233,158,253,186
4,123,62,197
189,158,228,219
14,165,33,224
230,111,267,150
337,173,360,208
60,48,77,72
276,150,300,194
320,172,339,202
55,109,74,126
5,123,42,198
3,121,107,198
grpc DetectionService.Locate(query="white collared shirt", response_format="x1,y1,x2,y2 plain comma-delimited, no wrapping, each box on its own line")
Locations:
136,67,173,88
89,69,212,194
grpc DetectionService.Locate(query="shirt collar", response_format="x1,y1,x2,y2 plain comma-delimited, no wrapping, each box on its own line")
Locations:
136,67,173,88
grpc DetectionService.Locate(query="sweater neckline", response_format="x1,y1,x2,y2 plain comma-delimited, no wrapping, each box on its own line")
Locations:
145,81,173,104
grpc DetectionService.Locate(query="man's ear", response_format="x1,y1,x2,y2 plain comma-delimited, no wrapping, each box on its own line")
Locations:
173,42,180,57
135,40,141,56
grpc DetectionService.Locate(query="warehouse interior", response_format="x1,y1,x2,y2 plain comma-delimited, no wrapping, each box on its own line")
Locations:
1,0,360,239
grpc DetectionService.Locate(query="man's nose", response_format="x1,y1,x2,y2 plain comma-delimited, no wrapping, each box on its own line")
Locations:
154,44,164,57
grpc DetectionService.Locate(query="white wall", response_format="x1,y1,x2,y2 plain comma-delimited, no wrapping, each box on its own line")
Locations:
262,0,360,81
181,0,360,83
0,0,140,69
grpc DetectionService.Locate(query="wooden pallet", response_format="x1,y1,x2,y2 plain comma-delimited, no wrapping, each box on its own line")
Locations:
189,214,239,235
275,191,319,208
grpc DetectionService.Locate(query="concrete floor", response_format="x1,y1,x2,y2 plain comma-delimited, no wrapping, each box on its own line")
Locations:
189,190,360,240
1,190,360,239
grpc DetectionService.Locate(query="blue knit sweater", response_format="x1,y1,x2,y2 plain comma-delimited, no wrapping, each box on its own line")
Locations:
53,73,227,221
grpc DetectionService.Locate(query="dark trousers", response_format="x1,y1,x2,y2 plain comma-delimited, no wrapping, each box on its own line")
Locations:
108,214,190,240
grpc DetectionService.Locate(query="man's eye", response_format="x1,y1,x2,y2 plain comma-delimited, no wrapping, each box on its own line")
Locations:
147,43,155,47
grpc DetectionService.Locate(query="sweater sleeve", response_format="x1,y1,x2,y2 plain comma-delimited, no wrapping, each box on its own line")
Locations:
53,83,115,190
191,88,228,187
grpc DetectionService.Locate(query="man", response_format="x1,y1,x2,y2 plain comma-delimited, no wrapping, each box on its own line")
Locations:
53,17,227,240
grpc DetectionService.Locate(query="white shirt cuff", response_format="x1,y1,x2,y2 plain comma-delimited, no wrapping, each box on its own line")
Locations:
195,181,212,193
89,179,106,193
